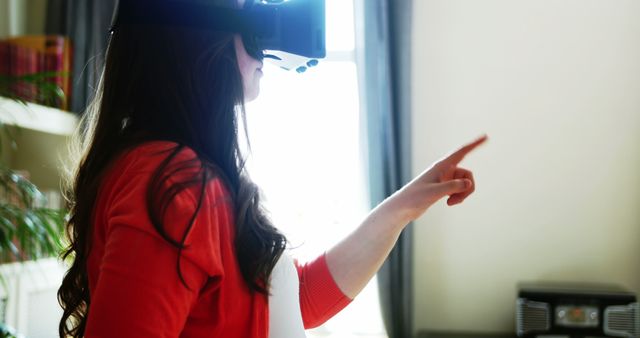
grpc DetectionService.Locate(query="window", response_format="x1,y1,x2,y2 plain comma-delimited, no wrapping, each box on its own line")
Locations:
243,0,386,337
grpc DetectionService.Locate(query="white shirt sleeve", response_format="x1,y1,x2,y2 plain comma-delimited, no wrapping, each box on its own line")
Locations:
268,252,307,338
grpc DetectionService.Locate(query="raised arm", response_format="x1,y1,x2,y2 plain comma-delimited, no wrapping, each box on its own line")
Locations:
326,135,488,298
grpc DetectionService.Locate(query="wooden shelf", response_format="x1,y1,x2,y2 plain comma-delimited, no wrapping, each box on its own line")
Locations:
0,96,78,136
0,95,78,193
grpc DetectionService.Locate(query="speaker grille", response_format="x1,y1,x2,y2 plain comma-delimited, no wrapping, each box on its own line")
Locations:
604,303,640,338
516,298,550,336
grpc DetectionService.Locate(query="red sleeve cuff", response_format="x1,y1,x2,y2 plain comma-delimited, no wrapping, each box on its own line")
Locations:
296,252,353,329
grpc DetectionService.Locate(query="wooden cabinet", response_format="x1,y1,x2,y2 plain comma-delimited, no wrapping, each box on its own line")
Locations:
0,258,66,338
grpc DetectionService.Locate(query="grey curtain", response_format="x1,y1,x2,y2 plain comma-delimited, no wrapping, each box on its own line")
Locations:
45,0,117,113
355,0,413,337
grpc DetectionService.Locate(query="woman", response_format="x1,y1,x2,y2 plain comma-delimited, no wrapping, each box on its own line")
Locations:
57,0,487,337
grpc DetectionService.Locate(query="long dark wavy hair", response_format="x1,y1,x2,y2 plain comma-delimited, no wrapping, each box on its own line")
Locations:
57,1,287,336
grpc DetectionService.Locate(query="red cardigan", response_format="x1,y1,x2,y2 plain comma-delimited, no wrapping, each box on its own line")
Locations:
85,141,352,337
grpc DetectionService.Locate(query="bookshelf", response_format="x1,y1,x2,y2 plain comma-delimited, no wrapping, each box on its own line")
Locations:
0,94,77,205
1,2,79,336
0,95,78,195
0,96,77,136
0,95,76,337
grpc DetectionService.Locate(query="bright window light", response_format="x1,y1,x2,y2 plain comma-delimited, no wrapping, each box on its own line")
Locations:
243,1,387,337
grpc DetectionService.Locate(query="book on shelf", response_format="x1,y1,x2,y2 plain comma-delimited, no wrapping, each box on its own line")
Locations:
0,35,73,111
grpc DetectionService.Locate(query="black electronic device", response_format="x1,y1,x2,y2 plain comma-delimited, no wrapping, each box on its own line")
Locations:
516,282,639,338
110,0,326,73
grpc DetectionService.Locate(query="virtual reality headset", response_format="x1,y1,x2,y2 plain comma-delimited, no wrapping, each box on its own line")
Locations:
111,0,326,73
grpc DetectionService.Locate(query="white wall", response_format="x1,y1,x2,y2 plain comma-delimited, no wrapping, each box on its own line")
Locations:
412,0,640,334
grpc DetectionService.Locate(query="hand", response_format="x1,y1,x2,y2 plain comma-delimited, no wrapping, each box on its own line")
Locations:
390,135,488,222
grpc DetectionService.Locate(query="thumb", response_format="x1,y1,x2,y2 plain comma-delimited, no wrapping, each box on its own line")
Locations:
432,179,472,197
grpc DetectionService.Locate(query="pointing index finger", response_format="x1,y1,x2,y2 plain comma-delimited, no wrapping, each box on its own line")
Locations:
445,134,488,165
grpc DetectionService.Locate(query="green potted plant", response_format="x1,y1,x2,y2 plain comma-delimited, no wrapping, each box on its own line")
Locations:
0,71,69,337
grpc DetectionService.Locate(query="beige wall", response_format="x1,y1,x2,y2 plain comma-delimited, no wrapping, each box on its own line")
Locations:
412,0,640,334
0,0,48,38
